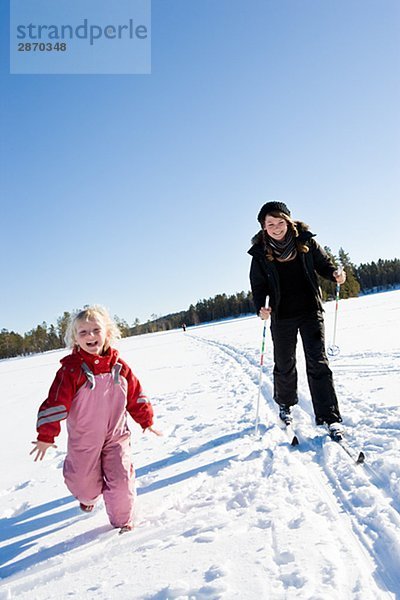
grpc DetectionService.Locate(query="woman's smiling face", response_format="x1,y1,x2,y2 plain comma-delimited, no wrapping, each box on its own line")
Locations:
75,318,107,355
264,215,288,241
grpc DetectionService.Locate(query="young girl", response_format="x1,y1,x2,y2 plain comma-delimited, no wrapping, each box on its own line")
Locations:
30,305,160,533
248,201,346,437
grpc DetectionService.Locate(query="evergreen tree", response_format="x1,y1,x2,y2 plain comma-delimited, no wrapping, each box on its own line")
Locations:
113,315,131,338
317,247,360,300
188,304,199,326
337,248,361,298
57,311,71,346
47,324,61,350
318,246,338,300
0,329,24,358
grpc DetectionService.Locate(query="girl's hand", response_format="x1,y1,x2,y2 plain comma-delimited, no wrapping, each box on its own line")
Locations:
259,307,272,320
30,440,57,462
333,269,346,285
143,426,163,436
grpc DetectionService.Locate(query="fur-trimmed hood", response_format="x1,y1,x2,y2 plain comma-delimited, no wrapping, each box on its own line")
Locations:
250,220,313,246
248,219,337,317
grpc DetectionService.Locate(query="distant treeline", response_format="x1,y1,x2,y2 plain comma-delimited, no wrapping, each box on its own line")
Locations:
130,291,254,336
318,251,400,301
1,254,399,359
0,312,132,361
354,258,400,292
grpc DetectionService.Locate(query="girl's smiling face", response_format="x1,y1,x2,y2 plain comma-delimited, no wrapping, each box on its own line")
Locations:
264,215,288,241
75,318,108,355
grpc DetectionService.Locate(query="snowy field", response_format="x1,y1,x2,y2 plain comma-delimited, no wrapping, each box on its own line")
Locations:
1,290,400,600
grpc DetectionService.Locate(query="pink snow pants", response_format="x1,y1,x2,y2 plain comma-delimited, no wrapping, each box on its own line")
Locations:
63,368,135,528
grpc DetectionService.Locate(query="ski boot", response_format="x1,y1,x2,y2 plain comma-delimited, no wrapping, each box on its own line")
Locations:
328,422,344,442
119,523,133,535
279,405,292,425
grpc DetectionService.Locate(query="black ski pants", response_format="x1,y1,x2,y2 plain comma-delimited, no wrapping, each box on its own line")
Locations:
270,311,342,425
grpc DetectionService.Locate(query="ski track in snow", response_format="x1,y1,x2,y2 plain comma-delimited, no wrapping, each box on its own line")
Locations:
0,291,399,599
187,331,400,597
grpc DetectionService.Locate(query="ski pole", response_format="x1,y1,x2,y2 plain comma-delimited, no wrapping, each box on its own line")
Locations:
255,317,267,437
328,265,342,357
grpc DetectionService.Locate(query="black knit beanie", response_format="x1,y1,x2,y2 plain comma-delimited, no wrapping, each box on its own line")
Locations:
257,201,291,225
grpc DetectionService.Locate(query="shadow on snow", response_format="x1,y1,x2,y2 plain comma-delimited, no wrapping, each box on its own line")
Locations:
0,425,263,580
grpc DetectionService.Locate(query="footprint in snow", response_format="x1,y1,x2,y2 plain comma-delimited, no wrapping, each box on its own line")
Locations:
145,579,227,599
288,515,305,529
275,550,295,565
226,492,251,510
14,480,32,491
280,570,307,589
204,564,228,582
242,449,263,461
183,526,217,543
194,533,216,543
9,501,31,518
255,518,272,530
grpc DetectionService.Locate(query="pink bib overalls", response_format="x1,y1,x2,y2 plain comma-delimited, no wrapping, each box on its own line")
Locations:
63,363,135,528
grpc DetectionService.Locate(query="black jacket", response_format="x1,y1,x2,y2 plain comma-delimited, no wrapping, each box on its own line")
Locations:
248,223,337,316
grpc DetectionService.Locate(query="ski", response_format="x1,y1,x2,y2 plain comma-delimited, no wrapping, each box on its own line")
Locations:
279,416,299,446
278,417,363,460
326,427,365,464
335,438,365,464
286,422,299,447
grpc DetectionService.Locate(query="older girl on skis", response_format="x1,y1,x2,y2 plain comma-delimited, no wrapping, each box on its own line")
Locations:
248,201,346,437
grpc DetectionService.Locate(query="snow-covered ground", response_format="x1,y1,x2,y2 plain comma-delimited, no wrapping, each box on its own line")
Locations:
1,290,400,599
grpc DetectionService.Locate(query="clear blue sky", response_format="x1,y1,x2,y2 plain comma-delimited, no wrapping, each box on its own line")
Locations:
1,0,399,333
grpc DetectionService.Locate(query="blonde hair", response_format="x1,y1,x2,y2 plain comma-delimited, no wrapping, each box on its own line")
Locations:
65,304,121,350
263,211,309,261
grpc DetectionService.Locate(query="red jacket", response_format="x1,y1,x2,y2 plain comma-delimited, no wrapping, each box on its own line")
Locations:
36,347,154,443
